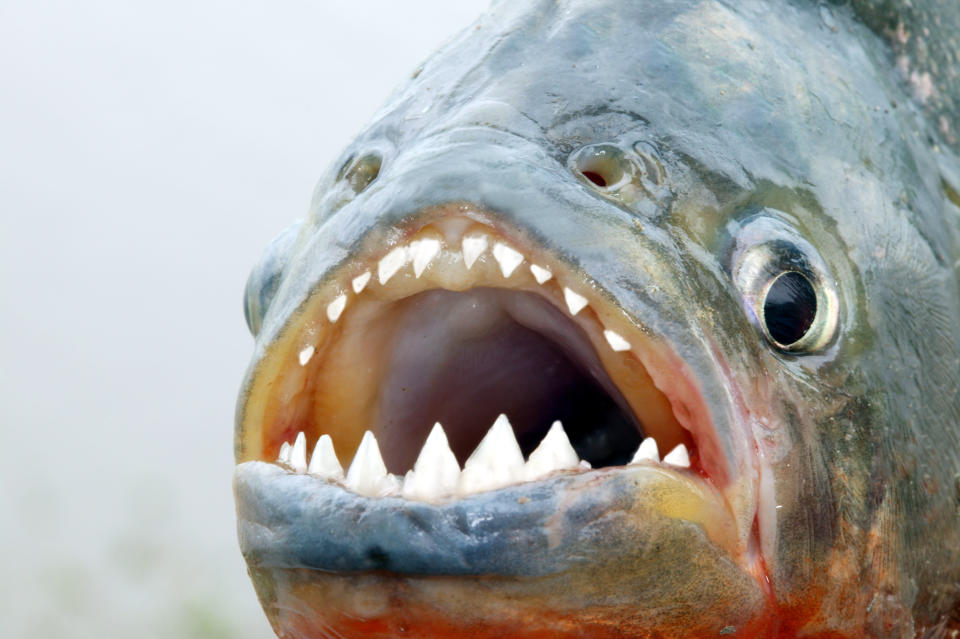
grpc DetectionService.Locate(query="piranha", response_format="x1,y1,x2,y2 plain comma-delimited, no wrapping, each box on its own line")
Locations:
234,0,960,636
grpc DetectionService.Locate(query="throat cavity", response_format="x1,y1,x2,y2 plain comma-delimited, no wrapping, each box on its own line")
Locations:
377,288,642,471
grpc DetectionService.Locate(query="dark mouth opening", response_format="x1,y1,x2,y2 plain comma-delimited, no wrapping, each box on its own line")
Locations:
375,287,643,472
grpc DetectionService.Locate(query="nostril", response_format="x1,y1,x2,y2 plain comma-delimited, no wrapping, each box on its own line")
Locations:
341,152,382,193
570,144,631,192
581,170,608,187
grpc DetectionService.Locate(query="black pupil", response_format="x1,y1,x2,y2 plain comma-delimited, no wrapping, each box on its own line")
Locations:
763,271,817,346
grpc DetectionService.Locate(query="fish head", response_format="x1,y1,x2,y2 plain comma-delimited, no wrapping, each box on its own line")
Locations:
235,1,960,636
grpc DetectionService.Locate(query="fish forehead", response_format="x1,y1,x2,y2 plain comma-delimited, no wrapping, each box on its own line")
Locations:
303,0,950,267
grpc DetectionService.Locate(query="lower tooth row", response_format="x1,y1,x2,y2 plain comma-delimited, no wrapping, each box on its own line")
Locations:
275,416,691,501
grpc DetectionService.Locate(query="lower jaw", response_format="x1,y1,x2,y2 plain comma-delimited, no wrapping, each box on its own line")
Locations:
237,462,772,638
249,562,775,639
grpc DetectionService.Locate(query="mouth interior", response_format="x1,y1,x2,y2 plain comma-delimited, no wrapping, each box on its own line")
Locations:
259,278,697,482
376,288,643,472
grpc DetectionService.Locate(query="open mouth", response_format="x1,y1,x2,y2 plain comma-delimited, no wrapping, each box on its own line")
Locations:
236,214,730,503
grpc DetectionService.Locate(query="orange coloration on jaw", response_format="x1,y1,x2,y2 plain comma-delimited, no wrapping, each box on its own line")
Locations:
259,568,892,639
251,566,784,639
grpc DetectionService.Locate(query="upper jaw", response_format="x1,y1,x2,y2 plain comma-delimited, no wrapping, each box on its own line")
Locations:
235,202,761,580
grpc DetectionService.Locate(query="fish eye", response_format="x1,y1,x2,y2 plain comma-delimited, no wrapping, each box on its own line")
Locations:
730,214,839,353
761,271,818,346
340,152,382,194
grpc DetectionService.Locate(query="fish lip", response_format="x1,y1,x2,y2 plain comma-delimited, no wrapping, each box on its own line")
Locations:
235,460,745,576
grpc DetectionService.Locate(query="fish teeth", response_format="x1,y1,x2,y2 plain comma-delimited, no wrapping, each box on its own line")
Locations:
298,345,315,366
402,423,461,501
378,246,409,284
461,234,488,269
563,287,588,315
352,271,371,293
492,242,524,277
458,414,525,496
630,437,660,464
277,441,292,465
410,238,441,278
326,294,347,322
603,329,631,352
308,434,344,479
290,432,308,473
345,431,400,496
663,443,691,468
524,421,580,481
529,263,552,284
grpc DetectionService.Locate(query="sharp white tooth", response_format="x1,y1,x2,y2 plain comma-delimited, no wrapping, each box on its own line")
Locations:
524,421,580,481
492,242,524,277
290,432,308,473
458,414,525,495
461,234,488,269
277,441,292,465
631,437,660,464
603,329,631,352
663,443,691,468
563,287,588,315
378,246,408,284
410,238,441,278
529,264,553,284
345,431,399,496
352,271,371,293
308,434,344,479
298,345,315,366
326,294,347,322
402,423,461,501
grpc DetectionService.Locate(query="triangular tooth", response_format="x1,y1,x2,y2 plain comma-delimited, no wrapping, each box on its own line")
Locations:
411,238,441,278
563,287,588,315
603,329,631,352
529,264,552,284
308,434,344,479
458,414,525,496
402,423,461,501
631,437,660,464
352,271,372,293
277,441,292,465
461,234,488,269
327,294,347,322
492,242,524,277
290,432,308,473
298,345,315,366
524,421,580,481
345,431,397,496
378,246,408,284
663,443,691,468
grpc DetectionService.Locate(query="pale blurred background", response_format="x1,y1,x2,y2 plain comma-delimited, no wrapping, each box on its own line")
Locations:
0,2,488,636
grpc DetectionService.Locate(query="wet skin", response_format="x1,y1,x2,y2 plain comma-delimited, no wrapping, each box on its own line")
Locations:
235,0,960,636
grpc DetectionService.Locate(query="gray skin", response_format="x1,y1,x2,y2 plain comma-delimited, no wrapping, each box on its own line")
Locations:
237,0,960,635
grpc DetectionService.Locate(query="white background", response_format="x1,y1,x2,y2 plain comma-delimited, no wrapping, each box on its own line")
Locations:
0,1,488,636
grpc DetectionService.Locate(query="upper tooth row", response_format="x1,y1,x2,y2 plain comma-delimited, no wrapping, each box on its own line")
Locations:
299,235,633,365
275,415,691,502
